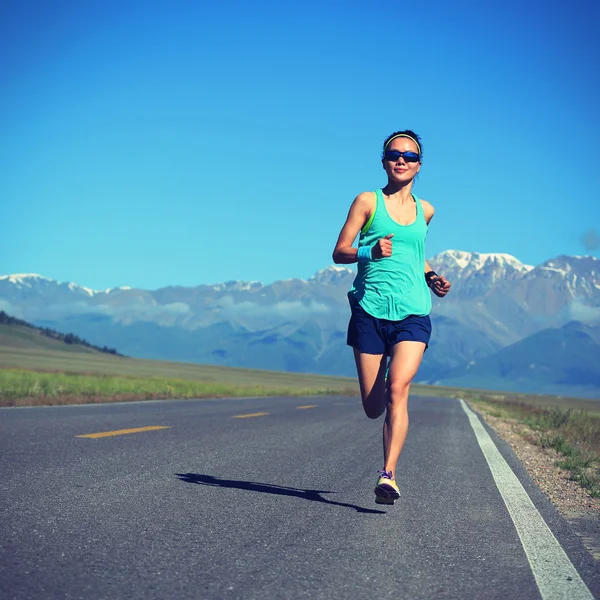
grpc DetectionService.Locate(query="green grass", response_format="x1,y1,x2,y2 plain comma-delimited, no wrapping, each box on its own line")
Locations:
0,368,360,407
0,329,364,406
0,345,361,388
467,397,600,498
3,344,600,410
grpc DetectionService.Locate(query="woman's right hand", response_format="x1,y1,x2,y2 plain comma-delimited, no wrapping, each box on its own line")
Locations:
372,234,394,259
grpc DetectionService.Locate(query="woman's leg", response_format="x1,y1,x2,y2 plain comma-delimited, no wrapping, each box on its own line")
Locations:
352,348,387,419
382,340,426,475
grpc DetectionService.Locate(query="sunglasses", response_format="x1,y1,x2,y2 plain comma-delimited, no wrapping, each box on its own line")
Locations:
383,150,420,163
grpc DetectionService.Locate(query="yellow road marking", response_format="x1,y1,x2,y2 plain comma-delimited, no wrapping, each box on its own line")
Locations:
76,426,171,439
233,412,270,419
297,405,318,409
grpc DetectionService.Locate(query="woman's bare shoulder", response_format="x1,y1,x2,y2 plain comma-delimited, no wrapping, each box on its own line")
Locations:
420,199,435,223
353,191,377,209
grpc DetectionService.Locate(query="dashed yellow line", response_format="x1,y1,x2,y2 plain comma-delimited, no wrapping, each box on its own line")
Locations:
76,426,171,439
297,405,318,409
233,412,270,419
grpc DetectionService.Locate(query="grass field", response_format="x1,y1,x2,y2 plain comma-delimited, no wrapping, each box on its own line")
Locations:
0,367,361,407
0,339,364,406
0,346,361,400
2,343,600,411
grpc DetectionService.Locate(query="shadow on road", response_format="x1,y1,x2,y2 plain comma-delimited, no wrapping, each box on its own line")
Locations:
175,472,386,514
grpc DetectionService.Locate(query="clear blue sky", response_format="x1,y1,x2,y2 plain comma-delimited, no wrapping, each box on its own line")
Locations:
2,0,599,290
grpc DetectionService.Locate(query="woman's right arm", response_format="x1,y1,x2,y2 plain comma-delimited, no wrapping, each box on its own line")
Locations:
332,192,374,264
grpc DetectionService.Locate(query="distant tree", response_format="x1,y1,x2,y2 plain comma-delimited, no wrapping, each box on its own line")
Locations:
1,310,123,355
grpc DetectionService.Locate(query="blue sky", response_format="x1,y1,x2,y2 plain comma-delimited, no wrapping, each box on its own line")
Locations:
2,0,599,290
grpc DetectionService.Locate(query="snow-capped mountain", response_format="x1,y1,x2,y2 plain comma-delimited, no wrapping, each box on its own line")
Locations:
490,256,600,321
0,274,132,298
309,265,355,286
523,255,600,301
0,274,55,287
428,251,534,300
2,251,599,397
428,252,600,302
2,253,598,326
208,281,265,292
432,250,533,279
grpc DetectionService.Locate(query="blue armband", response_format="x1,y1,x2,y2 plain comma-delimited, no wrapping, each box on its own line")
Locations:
357,245,373,262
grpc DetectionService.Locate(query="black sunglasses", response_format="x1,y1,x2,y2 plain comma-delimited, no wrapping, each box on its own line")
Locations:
383,150,420,163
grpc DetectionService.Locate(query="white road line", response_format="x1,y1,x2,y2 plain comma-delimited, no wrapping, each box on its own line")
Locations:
460,399,593,600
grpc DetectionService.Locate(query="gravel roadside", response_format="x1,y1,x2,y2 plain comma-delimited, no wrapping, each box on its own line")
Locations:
471,406,600,562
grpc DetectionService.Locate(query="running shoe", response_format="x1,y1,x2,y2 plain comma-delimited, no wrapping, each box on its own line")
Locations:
374,469,400,504
375,495,395,505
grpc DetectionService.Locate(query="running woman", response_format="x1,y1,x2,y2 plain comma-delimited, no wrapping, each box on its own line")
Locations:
332,130,451,505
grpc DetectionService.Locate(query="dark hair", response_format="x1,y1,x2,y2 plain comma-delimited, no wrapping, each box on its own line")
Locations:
382,130,422,160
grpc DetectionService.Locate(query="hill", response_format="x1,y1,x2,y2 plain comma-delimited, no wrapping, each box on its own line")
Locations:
436,321,600,398
0,311,360,396
0,311,121,356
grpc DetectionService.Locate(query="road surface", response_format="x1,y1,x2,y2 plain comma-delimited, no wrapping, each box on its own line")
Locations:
1,395,598,599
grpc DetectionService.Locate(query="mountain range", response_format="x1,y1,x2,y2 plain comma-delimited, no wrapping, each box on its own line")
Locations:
2,250,599,398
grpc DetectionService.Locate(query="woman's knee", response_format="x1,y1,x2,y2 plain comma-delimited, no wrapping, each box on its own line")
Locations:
361,385,386,418
388,379,410,403
363,401,385,419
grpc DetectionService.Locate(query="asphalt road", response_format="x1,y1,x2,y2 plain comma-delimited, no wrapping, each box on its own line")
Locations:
1,395,598,600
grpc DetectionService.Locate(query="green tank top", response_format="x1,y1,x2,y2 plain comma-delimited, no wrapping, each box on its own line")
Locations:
349,189,431,320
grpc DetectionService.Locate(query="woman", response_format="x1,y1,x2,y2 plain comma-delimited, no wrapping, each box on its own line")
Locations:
332,130,451,505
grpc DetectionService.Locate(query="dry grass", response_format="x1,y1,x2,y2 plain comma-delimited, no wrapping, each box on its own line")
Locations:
467,395,600,498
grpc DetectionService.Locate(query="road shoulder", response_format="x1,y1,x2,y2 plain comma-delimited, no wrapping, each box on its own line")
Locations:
469,402,600,564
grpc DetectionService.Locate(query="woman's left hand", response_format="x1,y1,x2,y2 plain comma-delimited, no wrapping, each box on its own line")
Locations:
429,275,451,298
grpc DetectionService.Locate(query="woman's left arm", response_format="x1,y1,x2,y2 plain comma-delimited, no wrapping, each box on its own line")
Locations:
421,200,451,298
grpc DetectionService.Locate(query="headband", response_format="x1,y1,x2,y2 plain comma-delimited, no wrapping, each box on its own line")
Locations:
384,134,421,155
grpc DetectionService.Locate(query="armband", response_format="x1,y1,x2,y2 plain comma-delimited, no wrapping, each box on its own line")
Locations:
357,245,373,262
425,270,438,287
